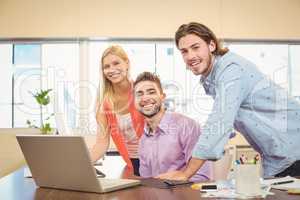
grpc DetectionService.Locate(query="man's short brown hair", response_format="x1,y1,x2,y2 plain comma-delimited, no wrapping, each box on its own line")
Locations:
133,72,163,93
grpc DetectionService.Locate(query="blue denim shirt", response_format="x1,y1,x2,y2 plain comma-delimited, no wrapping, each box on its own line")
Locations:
192,51,300,177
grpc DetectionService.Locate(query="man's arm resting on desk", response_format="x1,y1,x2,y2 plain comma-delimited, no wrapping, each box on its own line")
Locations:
156,158,206,181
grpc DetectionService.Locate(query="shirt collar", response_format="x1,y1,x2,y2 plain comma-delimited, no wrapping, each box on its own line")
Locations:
200,55,220,86
144,112,172,137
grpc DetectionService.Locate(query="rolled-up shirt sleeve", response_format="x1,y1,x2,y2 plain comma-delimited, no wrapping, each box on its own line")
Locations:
179,117,213,181
180,118,202,164
192,64,245,160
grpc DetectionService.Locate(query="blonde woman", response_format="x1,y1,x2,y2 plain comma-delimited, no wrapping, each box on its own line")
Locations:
90,45,144,176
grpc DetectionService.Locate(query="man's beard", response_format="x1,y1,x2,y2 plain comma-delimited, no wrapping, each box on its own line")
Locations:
187,53,213,76
201,53,213,76
140,104,161,118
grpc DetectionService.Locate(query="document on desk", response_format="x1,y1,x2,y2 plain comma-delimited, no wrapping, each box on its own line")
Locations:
262,176,300,190
193,180,273,199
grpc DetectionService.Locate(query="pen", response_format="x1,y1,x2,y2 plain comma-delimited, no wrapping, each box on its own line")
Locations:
239,157,244,164
271,180,294,185
239,154,247,164
191,183,203,190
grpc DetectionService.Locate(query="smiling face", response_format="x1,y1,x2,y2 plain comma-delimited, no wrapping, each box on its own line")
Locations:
134,80,165,118
178,34,216,76
102,54,129,84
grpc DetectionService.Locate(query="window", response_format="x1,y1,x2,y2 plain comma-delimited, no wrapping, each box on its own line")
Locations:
228,44,289,88
0,40,299,133
0,44,13,127
42,43,80,129
13,44,41,127
290,45,300,99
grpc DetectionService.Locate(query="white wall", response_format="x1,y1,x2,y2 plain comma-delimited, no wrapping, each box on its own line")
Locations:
0,0,300,39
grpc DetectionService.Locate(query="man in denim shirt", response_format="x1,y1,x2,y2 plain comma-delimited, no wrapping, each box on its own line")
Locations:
158,22,300,180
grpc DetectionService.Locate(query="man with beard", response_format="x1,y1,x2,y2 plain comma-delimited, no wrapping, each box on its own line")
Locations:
133,72,212,182
157,22,300,181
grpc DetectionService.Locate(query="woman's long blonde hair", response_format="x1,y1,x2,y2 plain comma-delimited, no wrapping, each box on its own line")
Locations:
95,45,130,114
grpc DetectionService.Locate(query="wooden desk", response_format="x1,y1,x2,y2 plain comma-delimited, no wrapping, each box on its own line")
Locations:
1,167,299,200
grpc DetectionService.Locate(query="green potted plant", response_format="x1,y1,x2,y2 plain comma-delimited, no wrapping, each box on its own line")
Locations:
26,89,54,134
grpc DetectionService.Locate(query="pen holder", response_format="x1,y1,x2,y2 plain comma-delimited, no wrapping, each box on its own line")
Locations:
235,164,261,196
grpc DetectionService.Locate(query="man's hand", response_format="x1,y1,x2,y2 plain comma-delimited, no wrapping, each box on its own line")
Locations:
155,170,188,181
155,158,206,181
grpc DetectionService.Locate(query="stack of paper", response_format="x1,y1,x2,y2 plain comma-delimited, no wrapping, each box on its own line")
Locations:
201,188,272,199
194,176,300,198
195,179,273,199
262,176,300,190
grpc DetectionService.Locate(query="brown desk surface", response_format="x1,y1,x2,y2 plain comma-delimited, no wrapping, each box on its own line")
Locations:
1,167,299,200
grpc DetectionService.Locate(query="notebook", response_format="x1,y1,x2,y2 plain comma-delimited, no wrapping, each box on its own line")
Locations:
262,176,300,190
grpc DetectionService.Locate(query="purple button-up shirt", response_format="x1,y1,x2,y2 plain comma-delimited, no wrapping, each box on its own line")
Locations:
138,112,213,182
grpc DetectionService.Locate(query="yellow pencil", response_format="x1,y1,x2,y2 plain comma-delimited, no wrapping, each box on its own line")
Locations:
191,183,204,190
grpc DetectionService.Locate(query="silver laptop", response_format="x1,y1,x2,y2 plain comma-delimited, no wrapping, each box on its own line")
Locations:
16,135,140,193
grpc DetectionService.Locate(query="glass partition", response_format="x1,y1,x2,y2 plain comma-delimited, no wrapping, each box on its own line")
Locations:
0,40,299,132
